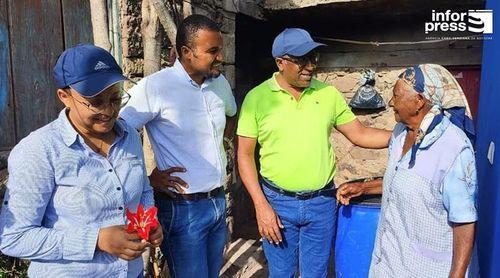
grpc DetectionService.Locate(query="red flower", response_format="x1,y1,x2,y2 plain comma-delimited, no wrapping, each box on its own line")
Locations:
126,205,159,240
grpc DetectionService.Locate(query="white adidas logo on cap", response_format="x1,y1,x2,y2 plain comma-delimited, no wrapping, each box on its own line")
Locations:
94,61,110,71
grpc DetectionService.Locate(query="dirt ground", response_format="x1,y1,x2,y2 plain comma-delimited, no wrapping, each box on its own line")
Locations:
220,236,336,277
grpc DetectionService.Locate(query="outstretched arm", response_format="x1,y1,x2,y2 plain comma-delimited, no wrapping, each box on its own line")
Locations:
336,119,391,149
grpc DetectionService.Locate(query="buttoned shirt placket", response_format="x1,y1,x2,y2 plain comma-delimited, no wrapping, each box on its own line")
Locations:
197,80,224,187
80,135,130,275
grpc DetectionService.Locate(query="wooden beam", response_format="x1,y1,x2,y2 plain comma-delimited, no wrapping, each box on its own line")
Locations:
151,0,177,46
8,0,64,141
0,0,15,149
90,0,111,51
140,0,161,175
320,39,483,52
318,45,482,68
61,0,94,48
142,0,162,76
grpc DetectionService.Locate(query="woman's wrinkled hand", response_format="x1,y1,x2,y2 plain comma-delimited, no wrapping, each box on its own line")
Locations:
336,182,365,206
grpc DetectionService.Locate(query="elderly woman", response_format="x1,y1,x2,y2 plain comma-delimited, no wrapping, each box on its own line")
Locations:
336,64,477,277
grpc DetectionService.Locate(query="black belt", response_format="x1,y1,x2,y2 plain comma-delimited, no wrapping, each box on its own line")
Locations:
260,177,336,200
155,186,224,201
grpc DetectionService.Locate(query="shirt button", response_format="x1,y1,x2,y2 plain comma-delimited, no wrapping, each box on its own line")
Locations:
118,206,123,210
3,201,8,205
117,187,121,191
108,169,113,172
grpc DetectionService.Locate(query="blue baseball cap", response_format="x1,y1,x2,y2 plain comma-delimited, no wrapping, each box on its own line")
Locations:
272,28,326,58
53,44,128,97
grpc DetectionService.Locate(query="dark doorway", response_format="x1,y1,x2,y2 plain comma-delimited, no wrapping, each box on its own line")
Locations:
448,66,481,120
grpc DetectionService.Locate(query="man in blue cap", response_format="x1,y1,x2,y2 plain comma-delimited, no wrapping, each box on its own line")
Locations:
0,44,162,277
237,28,392,277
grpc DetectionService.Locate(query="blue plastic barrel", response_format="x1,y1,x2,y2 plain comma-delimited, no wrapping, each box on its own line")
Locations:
335,194,381,278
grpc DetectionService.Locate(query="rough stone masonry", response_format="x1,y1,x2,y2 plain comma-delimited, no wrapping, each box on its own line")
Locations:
317,68,403,185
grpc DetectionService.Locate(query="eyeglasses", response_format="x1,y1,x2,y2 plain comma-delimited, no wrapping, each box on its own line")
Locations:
281,52,320,68
70,88,131,114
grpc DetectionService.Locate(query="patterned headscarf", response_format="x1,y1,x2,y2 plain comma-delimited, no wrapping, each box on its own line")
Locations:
398,64,475,167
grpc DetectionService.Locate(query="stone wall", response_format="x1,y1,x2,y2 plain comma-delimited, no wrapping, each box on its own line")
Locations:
316,68,404,185
120,0,143,79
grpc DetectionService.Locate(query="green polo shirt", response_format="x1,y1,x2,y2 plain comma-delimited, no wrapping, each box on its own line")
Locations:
237,73,356,192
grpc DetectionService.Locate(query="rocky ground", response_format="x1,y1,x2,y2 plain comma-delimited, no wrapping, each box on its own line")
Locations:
221,238,268,278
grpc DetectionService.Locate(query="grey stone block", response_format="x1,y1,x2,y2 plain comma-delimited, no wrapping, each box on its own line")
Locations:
222,33,236,64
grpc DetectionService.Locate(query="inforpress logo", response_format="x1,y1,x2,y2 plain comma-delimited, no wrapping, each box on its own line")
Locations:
425,10,493,35
468,10,493,34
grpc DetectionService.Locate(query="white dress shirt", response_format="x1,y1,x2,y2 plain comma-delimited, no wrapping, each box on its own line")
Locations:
120,60,237,193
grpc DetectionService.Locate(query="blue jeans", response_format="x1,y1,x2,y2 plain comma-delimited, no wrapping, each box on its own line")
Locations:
261,184,336,278
156,191,227,278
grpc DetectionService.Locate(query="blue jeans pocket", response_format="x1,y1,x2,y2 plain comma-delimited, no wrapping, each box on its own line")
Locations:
156,200,175,239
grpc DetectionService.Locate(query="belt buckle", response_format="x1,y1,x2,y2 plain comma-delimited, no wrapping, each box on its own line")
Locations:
296,191,314,200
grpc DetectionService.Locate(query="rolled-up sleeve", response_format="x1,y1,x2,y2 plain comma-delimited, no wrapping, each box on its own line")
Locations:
441,147,478,223
0,140,99,261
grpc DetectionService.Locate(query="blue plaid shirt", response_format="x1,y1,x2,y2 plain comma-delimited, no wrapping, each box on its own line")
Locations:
370,119,477,277
0,110,154,277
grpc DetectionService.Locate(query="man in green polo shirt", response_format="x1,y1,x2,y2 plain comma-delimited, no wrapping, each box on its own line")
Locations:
237,28,392,277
